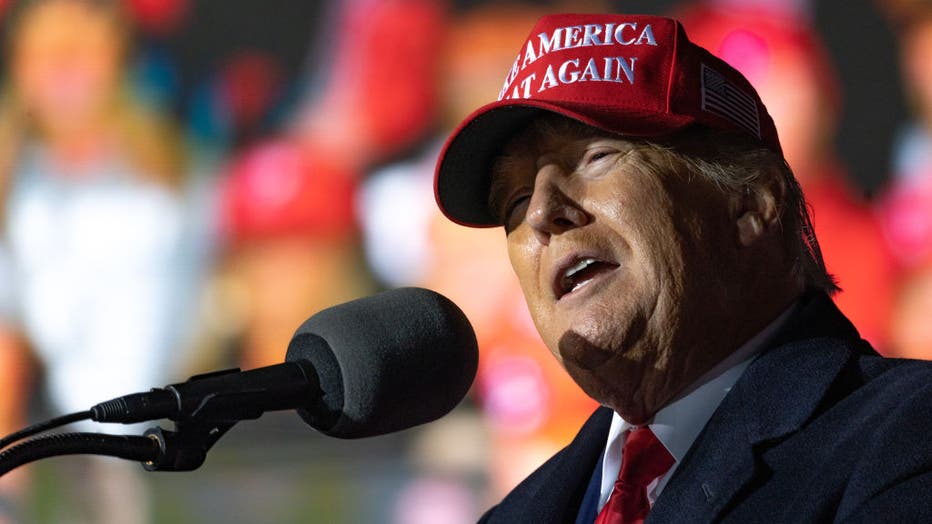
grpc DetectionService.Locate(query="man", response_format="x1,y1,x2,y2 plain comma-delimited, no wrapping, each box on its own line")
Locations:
433,13,932,523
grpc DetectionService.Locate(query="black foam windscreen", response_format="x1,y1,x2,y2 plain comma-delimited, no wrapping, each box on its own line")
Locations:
285,287,478,438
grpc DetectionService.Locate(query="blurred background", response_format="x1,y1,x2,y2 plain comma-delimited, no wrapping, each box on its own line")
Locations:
0,0,929,522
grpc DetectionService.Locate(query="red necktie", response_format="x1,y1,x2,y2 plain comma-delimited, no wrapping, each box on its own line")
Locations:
594,426,675,524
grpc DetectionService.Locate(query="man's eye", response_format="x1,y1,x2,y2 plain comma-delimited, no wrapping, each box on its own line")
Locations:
582,148,615,166
503,195,530,232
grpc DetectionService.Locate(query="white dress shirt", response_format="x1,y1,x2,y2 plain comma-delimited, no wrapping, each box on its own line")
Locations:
597,304,797,510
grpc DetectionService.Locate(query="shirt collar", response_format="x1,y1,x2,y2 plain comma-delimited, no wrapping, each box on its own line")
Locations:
598,302,797,507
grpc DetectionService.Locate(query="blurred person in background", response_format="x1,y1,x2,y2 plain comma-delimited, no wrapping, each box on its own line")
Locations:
875,0,932,362
211,137,371,371
202,0,445,372
151,2,447,521
884,1,932,218
0,0,195,521
679,0,898,349
877,2,932,268
199,0,442,374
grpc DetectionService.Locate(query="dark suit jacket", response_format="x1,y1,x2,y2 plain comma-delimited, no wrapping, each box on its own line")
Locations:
479,293,932,523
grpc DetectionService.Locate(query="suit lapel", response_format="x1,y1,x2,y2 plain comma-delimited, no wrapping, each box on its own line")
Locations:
534,407,614,522
648,293,863,522
487,407,613,523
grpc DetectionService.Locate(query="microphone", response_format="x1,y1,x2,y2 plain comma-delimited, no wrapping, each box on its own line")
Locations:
90,287,478,438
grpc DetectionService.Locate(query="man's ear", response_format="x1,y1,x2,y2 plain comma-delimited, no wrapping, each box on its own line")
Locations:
734,172,785,247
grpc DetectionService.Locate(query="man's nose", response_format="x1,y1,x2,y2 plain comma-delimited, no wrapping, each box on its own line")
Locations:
525,165,589,244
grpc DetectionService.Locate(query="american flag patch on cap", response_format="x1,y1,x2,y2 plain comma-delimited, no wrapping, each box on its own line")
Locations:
700,64,761,138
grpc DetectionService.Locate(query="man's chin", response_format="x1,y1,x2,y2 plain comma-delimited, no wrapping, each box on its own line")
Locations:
557,330,615,370
561,359,620,410
558,340,664,423
567,366,657,423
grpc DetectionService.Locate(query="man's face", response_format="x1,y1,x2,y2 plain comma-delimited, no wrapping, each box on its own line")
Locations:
489,117,743,423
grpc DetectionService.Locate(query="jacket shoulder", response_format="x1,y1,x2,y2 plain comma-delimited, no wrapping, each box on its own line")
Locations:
832,354,932,519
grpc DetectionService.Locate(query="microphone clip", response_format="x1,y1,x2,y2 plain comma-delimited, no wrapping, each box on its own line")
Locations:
142,419,236,472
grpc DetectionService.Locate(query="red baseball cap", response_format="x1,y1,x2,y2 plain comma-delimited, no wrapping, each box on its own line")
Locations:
219,140,358,245
434,13,782,227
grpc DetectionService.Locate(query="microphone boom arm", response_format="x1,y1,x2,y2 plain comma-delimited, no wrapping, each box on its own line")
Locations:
89,362,323,472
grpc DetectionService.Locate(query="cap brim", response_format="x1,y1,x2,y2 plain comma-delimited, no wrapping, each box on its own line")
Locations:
434,98,695,227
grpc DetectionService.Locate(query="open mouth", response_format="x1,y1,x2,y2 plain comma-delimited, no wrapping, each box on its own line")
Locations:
554,256,620,299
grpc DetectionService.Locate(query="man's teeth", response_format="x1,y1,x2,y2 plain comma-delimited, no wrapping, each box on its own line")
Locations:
565,258,597,279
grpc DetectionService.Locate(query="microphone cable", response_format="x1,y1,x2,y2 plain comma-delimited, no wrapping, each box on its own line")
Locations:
0,411,92,451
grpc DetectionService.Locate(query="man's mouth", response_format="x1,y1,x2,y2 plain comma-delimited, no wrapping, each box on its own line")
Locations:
554,256,620,299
